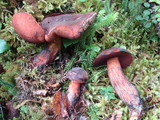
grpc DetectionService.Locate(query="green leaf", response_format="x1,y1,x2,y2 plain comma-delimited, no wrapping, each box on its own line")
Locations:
0,23,2,30
100,86,116,100
144,22,152,28
0,39,9,53
153,6,160,12
0,80,17,96
155,13,160,18
87,105,99,120
105,86,114,92
143,10,151,16
157,18,160,22
152,20,158,24
119,45,126,49
136,15,143,20
151,36,158,42
149,0,160,4
144,3,150,8
62,38,79,48
143,15,149,19
107,93,116,100
0,80,14,88
20,105,29,114
86,44,101,52
8,88,17,96
151,14,157,19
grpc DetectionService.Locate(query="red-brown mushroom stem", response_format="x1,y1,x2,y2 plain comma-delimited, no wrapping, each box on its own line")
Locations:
66,81,82,115
107,57,143,119
52,90,68,119
31,37,61,69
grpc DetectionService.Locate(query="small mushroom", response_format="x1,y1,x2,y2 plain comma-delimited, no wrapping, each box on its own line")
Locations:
93,48,143,120
31,38,61,70
66,67,88,115
12,12,97,69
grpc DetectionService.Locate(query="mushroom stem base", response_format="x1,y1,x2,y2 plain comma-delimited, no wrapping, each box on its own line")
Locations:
107,57,143,119
31,38,61,70
66,82,81,115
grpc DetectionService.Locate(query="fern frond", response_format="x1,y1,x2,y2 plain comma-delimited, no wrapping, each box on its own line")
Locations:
104,0,111,13
64,57,76,71
121,0,129,11
93,12,118,30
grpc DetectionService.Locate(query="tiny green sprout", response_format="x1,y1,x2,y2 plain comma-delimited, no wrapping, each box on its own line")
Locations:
144,3,150,8
119,45,126,49
152,20,158,24
144,22,152,28
143,10,151,16
143,15,149,20
100,86,116,100
155,14,160,19
136,15,143,21
20,105,29,114
0,39,9,53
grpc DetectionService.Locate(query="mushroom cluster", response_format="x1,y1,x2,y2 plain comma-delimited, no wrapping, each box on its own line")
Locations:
12,12,95,118
12,12,97,70
12,11,144,120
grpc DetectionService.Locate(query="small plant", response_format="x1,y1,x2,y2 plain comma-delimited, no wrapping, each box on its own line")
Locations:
0,80,17,96
0,39,9,54
87,105,99,120
136,2,160,28
100,86,116,100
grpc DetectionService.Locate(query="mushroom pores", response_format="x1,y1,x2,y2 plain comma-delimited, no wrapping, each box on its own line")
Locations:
12,12,45,43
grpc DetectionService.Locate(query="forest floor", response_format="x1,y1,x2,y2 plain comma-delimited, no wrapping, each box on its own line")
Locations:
0,0,160,120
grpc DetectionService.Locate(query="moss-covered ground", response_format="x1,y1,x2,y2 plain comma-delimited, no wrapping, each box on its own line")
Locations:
0,0,159,120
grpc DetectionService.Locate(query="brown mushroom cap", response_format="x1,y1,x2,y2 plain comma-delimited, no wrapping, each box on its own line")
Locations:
66,67,88,83
12,12,45,43
93,48,133,68
41,12,97,42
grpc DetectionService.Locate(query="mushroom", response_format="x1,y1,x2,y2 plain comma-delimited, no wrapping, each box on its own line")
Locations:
12,12,97,70
12,12,45,43
33,12,97,69
93,48,143,120
66,67,88,115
